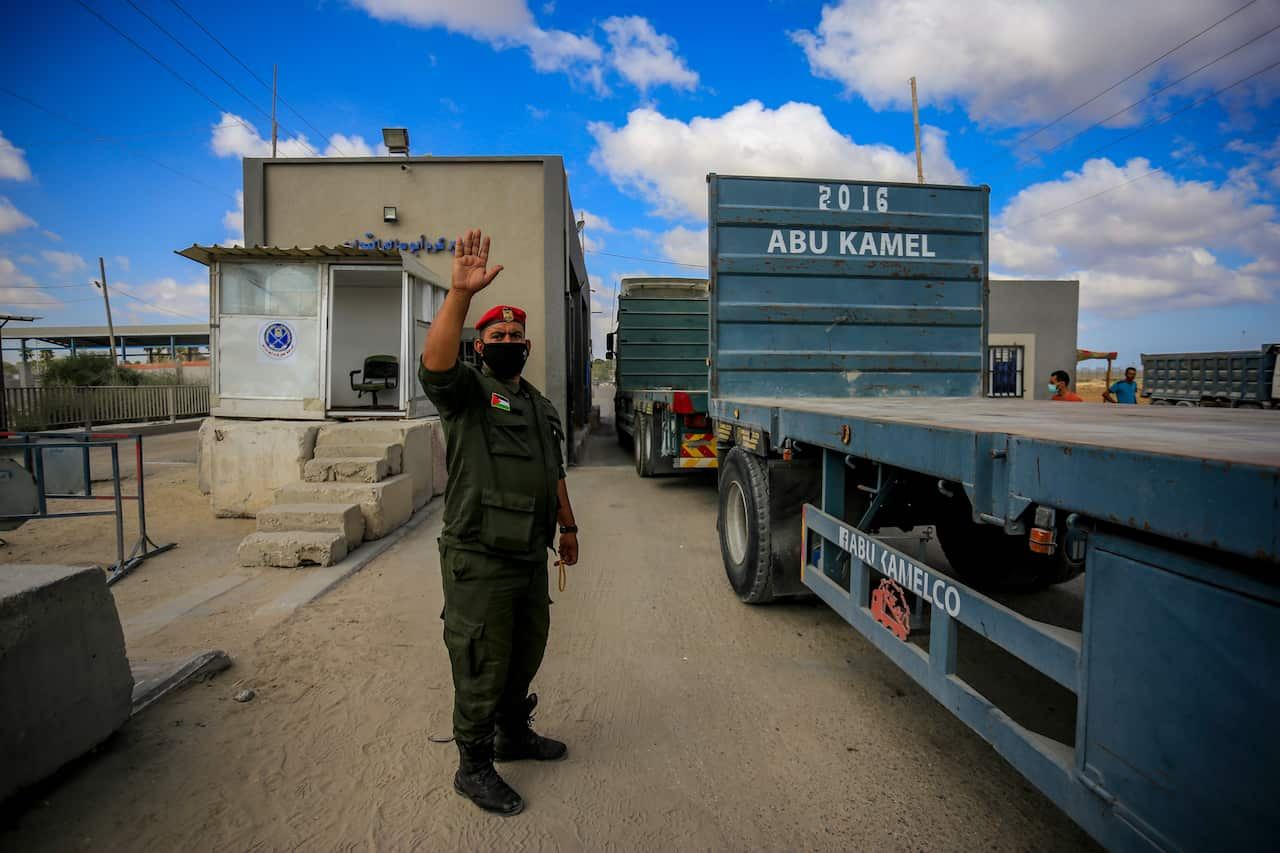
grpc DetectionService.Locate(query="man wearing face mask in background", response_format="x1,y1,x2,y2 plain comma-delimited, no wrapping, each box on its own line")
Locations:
419,229,579,817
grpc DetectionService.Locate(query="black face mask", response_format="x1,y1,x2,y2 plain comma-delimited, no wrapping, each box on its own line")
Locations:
480,341,529,379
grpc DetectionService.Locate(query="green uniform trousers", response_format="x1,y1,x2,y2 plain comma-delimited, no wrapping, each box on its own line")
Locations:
439,545,550,746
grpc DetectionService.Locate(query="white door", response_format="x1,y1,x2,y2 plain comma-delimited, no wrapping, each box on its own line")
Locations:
213,261,326,419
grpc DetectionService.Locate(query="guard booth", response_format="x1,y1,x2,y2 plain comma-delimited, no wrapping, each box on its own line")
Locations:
178,244,448,420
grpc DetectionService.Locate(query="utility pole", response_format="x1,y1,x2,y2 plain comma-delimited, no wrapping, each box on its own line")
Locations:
96,256,118,367
271,64,278,158
910,77,924,184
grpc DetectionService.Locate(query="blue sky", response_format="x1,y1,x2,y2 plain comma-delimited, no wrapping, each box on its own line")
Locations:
2,0,1279,370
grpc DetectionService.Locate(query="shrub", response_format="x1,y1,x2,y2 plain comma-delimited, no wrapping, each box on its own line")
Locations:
39,354,141,387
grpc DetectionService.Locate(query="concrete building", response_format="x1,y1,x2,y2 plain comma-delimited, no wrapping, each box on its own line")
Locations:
185,154,592,444
988,280,1080,401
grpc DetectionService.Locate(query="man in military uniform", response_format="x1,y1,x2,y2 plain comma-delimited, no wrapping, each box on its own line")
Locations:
419,229,579,816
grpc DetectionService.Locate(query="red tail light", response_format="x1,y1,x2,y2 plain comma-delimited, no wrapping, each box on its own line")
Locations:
672,391,695,414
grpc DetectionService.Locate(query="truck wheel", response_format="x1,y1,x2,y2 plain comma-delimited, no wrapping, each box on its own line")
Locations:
718,447,775,603
634,414,654,478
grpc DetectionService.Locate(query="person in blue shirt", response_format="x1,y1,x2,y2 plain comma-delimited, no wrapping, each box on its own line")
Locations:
1103,366,1139,404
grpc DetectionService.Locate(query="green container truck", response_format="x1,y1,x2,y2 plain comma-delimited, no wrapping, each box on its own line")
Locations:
606,277,715,476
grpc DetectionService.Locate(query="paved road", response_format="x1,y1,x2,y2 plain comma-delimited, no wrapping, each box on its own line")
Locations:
3,429,1096,851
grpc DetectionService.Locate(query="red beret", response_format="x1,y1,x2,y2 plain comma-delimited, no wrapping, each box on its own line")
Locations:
475,305,527,330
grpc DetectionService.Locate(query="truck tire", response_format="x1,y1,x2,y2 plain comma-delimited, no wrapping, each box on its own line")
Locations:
634,414,655,478
935,497,1084,591
718,446,775,603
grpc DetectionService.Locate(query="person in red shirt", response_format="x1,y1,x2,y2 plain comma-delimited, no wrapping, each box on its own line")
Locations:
1049,369,1083,402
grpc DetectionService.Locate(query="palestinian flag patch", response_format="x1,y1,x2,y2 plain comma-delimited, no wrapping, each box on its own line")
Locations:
490,392,511,412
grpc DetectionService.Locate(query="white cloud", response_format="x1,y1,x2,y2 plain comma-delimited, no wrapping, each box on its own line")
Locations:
793,0,1277,129
40,229,60,242
325,133,388,157
0,256,63,310
0,131,32,182
350,0,602,81
660,226,707,268
993,156,1280,313
526,104,549,121
576,209,616,233
212,114,390,159
589,100,965,221
114,256,130,272
222,190,245,248
115,276,209,322
0,196,36,233
41,250,87,276
602,16,698,92
211,114,320,158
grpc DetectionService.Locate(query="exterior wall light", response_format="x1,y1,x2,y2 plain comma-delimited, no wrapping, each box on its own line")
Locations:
382,127,410,156
383,206,398,223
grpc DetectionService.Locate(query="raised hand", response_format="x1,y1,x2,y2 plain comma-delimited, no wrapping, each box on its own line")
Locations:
451,229,504,294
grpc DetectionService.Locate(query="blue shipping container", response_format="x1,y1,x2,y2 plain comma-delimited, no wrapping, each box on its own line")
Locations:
708,174,989,401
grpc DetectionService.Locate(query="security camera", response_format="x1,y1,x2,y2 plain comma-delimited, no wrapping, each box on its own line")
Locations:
400,163,411,172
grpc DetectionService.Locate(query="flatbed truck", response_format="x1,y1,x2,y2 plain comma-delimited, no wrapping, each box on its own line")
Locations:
706,173,1279,852
608,277,716,476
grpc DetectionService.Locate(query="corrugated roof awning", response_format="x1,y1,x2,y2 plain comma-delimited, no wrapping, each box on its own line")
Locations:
176,244,405,265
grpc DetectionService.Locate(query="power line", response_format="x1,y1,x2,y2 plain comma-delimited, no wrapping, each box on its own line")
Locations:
0,86,238,202
120,0,319,153
73,0,320,157
993,22,1280,179
15,121,244,146
109,285,203,320
1001,119,1280,230
585,249,706,270
1,296,99,306
986,0,1260,165
164,0,351,156
1,284,96,290
1039,56,1280,176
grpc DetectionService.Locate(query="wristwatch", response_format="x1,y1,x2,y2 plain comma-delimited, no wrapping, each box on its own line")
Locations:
559,525,578,534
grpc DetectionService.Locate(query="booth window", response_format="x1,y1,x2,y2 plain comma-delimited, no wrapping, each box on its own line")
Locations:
221,263,319,316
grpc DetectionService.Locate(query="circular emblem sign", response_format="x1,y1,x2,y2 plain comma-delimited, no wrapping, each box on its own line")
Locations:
261,322,296,359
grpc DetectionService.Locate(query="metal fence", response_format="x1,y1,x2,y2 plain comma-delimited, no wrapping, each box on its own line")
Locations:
3,385,210,431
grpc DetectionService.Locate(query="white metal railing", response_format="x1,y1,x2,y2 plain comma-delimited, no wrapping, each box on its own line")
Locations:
3,385,210,431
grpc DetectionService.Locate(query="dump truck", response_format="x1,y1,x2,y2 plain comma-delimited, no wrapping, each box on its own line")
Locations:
607,276,716,476
1142,343,1279,407
707,173,1279,852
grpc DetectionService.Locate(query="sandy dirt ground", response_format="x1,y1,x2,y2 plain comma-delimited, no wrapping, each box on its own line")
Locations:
2,429,1096,852
1074,378,1148,404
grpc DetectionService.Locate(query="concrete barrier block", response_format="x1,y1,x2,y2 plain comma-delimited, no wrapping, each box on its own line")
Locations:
1,564,133,802
196,417,213,496
275,473,414,541
256,502,365,546
302,457,390,483
237,531,348,568
313,444,402,474
207,419,321,518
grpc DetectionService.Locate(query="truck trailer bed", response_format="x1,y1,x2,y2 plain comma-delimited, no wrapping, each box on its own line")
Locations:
713,395,1280,563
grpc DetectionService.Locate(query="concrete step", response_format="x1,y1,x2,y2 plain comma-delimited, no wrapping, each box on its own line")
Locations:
303,456,390,483
257,502,365,546
274,473,414,540
237,531,348,568
315,424,404,447
313,443,403,475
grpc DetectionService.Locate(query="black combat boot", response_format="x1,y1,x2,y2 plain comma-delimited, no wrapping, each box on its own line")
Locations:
454,737,524,816
495,694,568,762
